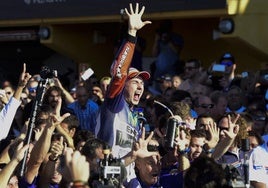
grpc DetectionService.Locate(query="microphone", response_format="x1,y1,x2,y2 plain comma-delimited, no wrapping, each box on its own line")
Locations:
153,100,174,117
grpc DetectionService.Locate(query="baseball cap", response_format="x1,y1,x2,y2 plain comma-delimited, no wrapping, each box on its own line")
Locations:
220,52,235,66
160,74,172,81
127,67,150,80
156,74,172,83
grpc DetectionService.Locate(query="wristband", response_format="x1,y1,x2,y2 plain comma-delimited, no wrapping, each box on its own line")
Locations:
69,180,88,188
48,155,58,162
205,148,215,154
179,147,190,155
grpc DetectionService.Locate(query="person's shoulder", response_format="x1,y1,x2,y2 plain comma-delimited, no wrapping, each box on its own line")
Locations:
88,99,99,108
262,134,268,143
125,177,141,188
67,101,77,108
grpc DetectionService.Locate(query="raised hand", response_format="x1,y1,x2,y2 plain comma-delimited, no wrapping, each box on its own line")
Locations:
124,3,152,36
12,141,30,163
223,114,240,139
65,150,90,183
14,63,32,100
174,126,190,155
133,127,158,159
49,136,64,161
18,63,32,87
47,96,70,129
205,121,220,149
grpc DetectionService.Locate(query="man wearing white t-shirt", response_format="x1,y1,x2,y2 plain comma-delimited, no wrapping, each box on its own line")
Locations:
249,135,268,188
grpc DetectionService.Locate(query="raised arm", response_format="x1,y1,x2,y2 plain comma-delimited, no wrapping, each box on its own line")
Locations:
53,77,75,104
14,63,31,100
38,136,65,186
212,114,240,160
0,142,29,187
107,3,151,99
0,63,31,141
65,150,90,188
24,97,70,183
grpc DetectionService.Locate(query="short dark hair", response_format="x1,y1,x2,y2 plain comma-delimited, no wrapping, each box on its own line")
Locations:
61,114,79,130
184,156,229,188
190,129,206,139
81,138,105,159
186,58,201,68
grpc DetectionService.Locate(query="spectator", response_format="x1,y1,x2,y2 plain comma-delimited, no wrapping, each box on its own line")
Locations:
248,130,264,150
91,84,104,106
209,52,237,91
213,113,250,178
152,19,183,80
179,59,207,92
226,85,247,113
99,76,111,97
81,138,105,187
193,95,214,117
189,83,211,100
0,63,31,141
195,114,219,154
171,74,182,90
0,142,29,188
184,156,230,188
22,77,39,122
158,74,172,95
73,130,95,151
249,134,268,187
169,101,195,129
68,85,99,133
210,90,228,121
42,85,71,115
127,139,161,188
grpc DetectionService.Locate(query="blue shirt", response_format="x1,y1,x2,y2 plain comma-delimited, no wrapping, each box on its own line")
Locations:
68,99,99,133
19,176,59,188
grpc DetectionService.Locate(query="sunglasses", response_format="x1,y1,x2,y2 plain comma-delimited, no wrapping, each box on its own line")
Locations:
253,116,266,121
220,61,233,67
197,104,214,109
28,87,37,93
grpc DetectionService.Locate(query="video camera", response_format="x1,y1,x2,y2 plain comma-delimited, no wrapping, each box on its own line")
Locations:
92,148,126,188
40,66,57,79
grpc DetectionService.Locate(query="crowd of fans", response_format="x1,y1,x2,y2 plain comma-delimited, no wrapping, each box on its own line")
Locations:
0,3,267,188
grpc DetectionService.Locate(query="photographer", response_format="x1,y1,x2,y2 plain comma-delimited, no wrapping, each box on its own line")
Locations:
152,20,184,80
208,52,238,92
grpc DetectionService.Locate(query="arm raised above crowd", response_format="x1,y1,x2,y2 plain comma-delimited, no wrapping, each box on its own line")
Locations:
25,98,70,183
53,77,75,104
212,114,240,160
14,63,31,100
0,63,31,141
107,3,151,99
65,149,90,188
0,142,29,187
124,3,151,37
